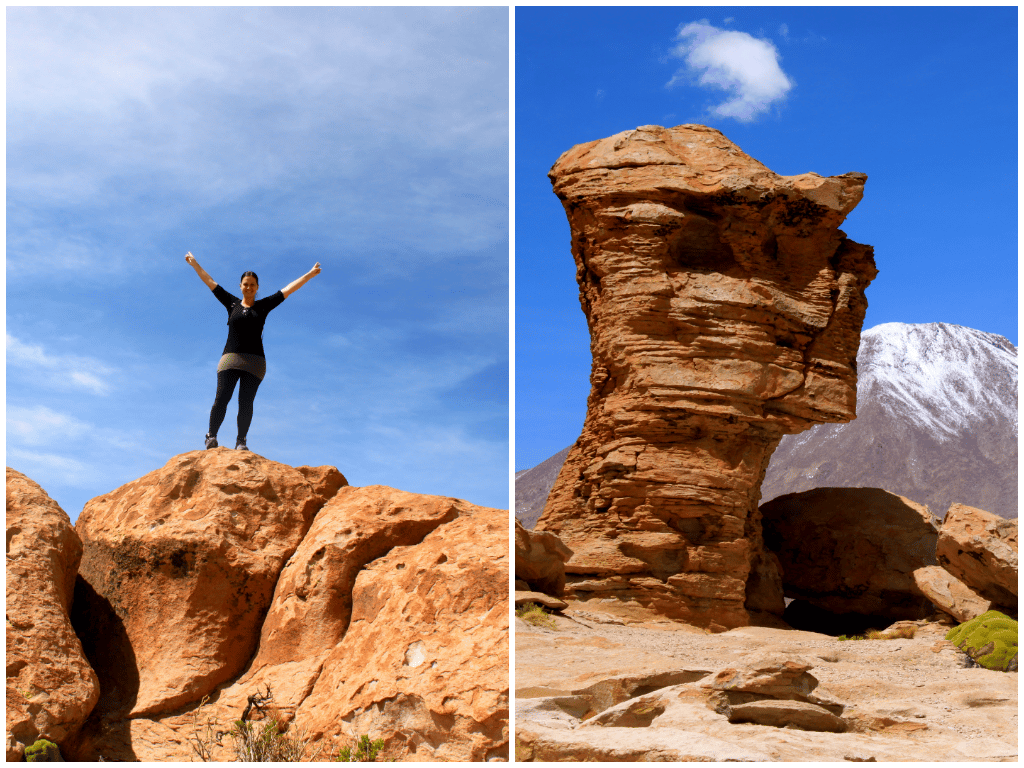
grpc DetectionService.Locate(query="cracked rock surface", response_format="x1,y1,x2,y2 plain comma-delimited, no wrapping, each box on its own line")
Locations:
515,603,1018,762
538,124,877,630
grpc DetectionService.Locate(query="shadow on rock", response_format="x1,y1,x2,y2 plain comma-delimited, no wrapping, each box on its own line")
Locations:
66,575,140,760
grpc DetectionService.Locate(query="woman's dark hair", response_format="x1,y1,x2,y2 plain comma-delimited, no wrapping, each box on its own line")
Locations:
240,271,259,285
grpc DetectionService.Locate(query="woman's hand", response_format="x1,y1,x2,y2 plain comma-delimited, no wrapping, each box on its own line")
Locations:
282,263,322,298
186,252,217,290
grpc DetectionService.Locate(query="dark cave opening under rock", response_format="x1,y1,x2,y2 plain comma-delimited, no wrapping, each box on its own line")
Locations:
782,599,904,637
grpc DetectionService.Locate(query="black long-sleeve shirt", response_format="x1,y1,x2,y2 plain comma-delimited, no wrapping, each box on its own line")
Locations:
212,284,285,357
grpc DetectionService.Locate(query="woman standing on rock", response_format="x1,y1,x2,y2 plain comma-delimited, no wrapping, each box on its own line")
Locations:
185,252,321,451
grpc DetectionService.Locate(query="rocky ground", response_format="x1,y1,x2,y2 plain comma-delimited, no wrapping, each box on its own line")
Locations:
515,600,1017,762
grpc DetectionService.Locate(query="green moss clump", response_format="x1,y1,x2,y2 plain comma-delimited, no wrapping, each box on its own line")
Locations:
24,739,62,762
946,610,1018,672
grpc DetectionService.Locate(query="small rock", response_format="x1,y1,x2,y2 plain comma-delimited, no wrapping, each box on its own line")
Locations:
515,519,572,596
727,699,847,733
515,591,567,611
912,566,993,622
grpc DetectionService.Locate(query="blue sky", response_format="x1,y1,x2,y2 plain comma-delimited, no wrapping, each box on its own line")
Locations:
515,6,1018,471
7,7,509,519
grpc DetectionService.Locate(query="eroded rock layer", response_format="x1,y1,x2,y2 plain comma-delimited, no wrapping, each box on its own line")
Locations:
537,125,876,629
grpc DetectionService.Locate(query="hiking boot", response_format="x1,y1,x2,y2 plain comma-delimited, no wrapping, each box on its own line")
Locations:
235,437,249,451
205,433,219,449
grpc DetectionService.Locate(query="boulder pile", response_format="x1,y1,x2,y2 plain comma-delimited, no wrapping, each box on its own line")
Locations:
6,451,509,762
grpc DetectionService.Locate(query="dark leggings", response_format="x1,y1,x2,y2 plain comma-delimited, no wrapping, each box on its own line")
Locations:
208,369,262,440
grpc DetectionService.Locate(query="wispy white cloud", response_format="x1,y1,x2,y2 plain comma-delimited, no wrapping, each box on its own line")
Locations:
7,405,92,446
667,20,793,122
6,449,94,489
6,334,116,394
6,7,508,277
779,23,790,41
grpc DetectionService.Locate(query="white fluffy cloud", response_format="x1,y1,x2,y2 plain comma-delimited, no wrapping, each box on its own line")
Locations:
6,334,115,395
668,20,793,122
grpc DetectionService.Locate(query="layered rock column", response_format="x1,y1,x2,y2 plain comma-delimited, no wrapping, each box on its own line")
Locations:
537,125,877,629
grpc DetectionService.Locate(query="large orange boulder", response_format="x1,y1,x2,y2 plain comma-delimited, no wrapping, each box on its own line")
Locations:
6,469,99,761
185,485,510,762
64,472,509,762
538,124,876,629
293,487,509,761
936,503,1017,609
761,488,939,619
69,449,346,723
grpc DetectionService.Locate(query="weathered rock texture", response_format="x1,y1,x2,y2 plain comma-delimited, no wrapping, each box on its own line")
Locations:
936,503,1017,610
291,488,508,762
515,519,573,596
6,469,100,761
61,454,508,762
761,487,940,619
537,124,877,629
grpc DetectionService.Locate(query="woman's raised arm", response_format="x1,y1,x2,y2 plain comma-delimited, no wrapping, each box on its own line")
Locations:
281,262,321,298
185,252,218,290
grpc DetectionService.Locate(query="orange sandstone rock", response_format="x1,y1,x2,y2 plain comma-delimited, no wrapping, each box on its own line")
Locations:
294,487,509,762
936,503,1017,608
6,469,100,761
66,478,509,763
538,125,876,629
192,485,510,763
70,449,346,719
912,565,993,623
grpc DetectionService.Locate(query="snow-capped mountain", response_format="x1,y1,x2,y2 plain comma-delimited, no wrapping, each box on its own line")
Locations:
517,322,1018,527
761,322,1018,519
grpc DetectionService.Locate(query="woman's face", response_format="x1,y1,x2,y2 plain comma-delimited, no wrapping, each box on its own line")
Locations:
240,276,259,298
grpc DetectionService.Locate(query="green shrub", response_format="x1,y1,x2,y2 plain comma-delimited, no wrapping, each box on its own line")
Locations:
515,602,556,629
24,739,62,762
946,610,1018,672
336,734,388,762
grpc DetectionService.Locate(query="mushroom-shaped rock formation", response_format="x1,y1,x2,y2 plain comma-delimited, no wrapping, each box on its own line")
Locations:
537,125,877,630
